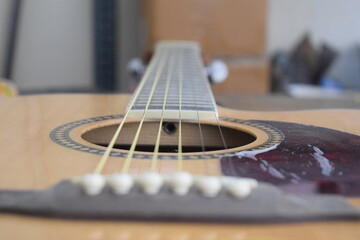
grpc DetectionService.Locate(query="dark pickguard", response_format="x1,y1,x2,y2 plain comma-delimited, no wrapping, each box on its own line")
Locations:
221,121,360,196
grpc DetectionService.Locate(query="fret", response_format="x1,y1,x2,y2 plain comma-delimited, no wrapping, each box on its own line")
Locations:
127,41,217,120
133,104,215,109
132,106,215,111
132,97,213,103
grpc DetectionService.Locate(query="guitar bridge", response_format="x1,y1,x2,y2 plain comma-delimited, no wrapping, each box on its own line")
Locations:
0,172,359,222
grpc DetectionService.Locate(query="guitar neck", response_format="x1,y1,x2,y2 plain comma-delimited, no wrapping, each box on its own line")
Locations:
127,41,217,120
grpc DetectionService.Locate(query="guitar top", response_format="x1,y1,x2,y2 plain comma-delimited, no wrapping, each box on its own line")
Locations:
0,41,359,239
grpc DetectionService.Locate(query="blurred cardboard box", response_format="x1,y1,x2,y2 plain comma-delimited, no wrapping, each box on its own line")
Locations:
212,58,269,94
144,0,267,56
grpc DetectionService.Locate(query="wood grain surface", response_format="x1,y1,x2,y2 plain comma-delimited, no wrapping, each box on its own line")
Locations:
0,94,359,239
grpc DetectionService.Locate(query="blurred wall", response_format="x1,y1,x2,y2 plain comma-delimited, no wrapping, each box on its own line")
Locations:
118,0,144,93
268,0,360,53
1,0,93,91
0,0,11,77
1,0,360,92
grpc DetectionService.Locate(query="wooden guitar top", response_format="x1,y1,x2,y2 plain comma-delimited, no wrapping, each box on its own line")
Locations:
0,94,359,239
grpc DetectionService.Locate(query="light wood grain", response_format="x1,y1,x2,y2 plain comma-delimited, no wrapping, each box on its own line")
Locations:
0,94,359,239
0,213,359,240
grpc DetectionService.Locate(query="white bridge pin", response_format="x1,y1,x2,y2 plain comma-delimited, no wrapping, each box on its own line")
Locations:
166,172,194,196
137,172,164,195
195,176,222,197
224,178,257,199
77,173,106,195
107,174,134,195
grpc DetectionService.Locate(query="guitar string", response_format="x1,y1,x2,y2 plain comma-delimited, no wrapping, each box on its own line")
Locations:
176,51,184,172
150,51,175,172
144,47,227,174
121,51,168,174
214,112,228,149
193,49,228,173
194,51,228,151
188,49,209,174
94,43,227,176
93,50,163,174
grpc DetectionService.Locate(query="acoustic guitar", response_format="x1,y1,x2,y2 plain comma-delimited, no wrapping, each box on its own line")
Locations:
0,41,360,239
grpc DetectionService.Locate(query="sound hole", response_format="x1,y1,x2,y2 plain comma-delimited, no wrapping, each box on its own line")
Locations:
81,121,256,153
162,122,177,134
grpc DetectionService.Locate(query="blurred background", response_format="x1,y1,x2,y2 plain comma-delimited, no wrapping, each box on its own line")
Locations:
0,0,359,109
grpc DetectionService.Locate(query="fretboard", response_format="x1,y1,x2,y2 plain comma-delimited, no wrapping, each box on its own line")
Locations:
127,41,217,120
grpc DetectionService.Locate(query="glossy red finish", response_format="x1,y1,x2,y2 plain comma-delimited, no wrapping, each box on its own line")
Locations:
221,121,360,196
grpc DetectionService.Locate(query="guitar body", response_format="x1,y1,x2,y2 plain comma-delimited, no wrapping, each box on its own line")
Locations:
0,94,359,239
